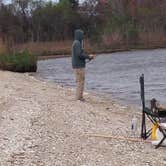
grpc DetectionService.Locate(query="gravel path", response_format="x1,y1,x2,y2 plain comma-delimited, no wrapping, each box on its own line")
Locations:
0,71,165,166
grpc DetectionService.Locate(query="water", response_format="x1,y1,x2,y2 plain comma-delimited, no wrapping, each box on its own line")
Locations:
36,49,166,107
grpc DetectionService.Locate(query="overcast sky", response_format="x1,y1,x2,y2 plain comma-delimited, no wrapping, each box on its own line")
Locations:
3,0,58,4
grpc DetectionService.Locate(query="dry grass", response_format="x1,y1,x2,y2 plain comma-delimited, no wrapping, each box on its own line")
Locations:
13,40,73,56
139,32,166,47
13,40,95,56
0,38,6,54
1,33,166,57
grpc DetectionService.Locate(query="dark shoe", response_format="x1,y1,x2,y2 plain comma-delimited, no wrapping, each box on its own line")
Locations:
78,98,85,102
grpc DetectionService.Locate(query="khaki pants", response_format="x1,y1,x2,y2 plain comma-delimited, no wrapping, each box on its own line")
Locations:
74,68,85,100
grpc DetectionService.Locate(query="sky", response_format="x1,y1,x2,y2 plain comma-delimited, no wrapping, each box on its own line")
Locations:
3,0,58,4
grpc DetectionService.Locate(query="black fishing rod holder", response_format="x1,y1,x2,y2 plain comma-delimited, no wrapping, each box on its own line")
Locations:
140,74,147,139
139,74,166,140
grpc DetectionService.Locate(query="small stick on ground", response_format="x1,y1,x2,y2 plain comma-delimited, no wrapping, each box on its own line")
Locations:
86,134,151,143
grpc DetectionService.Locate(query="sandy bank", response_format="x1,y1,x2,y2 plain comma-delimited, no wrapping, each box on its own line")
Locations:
0,71,165,166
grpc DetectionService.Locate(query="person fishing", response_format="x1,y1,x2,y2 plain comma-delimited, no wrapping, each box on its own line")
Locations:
72,29,96,101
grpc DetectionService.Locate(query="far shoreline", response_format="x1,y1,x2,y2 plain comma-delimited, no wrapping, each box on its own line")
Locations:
38,46,166,61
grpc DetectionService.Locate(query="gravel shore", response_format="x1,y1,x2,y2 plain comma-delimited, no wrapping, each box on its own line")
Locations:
0,71,165,166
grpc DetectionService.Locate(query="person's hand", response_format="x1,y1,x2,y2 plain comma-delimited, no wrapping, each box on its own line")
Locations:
89,54,96,59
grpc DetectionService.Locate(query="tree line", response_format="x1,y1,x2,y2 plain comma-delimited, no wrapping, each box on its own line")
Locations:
0,0,166,49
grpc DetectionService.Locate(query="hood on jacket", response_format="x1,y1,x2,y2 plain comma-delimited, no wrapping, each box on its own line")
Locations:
74,29,84,42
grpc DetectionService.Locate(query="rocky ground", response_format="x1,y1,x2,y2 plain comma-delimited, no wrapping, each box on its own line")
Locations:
0,71,166,166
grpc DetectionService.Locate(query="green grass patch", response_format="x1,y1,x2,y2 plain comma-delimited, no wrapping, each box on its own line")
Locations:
0,51,37,73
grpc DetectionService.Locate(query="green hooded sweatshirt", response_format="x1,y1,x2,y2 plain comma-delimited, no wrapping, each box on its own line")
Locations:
72,29,92,68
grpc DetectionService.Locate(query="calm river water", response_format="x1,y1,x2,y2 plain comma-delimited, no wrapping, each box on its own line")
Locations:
36,49,166,107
